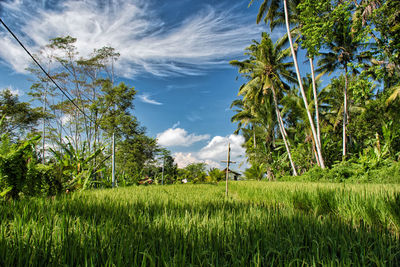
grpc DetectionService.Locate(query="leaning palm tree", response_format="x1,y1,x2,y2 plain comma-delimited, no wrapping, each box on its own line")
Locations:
256,0,324,153
249,0,325,168
231,96,276,149
231,32,298,176
231,99,259,148
281,75,324,166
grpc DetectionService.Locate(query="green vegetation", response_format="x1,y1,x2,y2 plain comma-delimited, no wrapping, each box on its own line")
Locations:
0,37,170,198
235,0,400,179
1,182,399,266
1,1,400,264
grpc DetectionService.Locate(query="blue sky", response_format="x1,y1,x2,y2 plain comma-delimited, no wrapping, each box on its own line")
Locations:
0,0,287,170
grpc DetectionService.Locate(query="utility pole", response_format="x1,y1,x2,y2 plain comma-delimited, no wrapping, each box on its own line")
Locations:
221,142,236,197
161,154,165,185
112,131,116,188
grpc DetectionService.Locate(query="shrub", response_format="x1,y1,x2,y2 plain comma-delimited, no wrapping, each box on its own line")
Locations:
0,135,40,199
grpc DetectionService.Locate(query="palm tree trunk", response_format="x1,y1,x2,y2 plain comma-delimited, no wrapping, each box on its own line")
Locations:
310,57,322,167
310,57,321,149
312,134,321,166
271,85,298,176
283,0,325,168
343,66,348,159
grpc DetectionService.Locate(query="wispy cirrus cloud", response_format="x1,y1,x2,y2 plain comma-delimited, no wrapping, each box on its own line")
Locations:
0,0,264,77
138,93,162,105
186,113,202,122
172,121,180,129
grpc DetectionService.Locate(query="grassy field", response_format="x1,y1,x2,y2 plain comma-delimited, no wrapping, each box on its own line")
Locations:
1,181,400,266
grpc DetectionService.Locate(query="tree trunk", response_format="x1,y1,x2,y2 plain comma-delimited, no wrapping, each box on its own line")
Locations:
283,0,325,168
42,90,46,164
267,167,275,181
75,109,79,153
312,134,321,166
343,66,348,160
310,57,321,149
271,85,298,176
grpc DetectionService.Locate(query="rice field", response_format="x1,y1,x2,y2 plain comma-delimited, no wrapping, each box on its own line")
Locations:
1,181,400,266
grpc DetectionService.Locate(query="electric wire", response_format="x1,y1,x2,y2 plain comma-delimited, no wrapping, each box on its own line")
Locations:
0,17,122,137
0,18,90,121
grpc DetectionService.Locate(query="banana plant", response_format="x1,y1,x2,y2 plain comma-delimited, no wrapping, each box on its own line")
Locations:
50,139,105,191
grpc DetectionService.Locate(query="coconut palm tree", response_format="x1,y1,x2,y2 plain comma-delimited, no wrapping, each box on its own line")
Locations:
249,0,325,168
231,95,276,148
231,99,258,148
317,17,364,159
231,33,298,176
281,75,325,167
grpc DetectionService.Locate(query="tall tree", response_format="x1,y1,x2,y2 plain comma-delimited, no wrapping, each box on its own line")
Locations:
250,0,326,168
316,3,365,159
0,89,43,138
231,33,298,176
281,75,324,167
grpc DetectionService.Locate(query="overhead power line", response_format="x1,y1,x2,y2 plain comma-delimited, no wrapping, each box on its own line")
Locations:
0,18,90,121
0,17,122,137
1,17,125,189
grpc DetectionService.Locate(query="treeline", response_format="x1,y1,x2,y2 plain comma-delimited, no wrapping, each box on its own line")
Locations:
0,36,170,199
232,0,400,181
0,34,233,199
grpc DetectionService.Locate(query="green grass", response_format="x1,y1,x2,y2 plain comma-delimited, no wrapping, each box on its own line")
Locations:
1,181,400,266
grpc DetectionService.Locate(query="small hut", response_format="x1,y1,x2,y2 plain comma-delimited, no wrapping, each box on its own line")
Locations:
221,168,241,181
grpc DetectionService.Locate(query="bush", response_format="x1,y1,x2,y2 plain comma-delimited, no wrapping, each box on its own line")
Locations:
0,135,39,199
208,168,225,182
0,134,62,199
282,161,400,184
26,163,62,197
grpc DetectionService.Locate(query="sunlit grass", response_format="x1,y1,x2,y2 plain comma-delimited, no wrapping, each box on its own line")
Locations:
1,181,399,266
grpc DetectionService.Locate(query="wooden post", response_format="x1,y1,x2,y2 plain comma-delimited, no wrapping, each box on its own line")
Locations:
161,155,165,185
112,131,115,188
221,142,236,197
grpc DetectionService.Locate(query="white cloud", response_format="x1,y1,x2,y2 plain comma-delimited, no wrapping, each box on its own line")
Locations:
198,134,245,162
173,152,221,169
138,93,162,105
157,128,210,147
172,134,246,169
0,36,32,72
1,86,23,96
173,152,200,168
0,0,264,77
60,114,72,125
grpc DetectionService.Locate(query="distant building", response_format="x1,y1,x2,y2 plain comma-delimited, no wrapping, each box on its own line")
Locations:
221,168,241,181
138,177,153,185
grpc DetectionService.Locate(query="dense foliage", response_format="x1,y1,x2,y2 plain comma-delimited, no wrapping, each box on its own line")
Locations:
234,0,400,180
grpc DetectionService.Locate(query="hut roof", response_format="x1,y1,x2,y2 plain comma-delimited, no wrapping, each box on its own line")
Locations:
221,168,241,176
